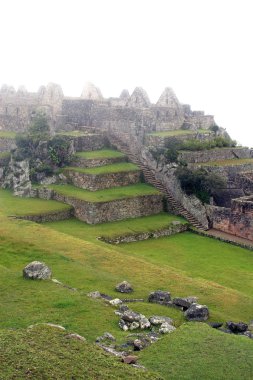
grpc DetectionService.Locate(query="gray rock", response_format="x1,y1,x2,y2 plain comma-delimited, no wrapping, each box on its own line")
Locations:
96,332,116,343
139,317,151,330
65,333,86,341
109,298,122,306
133,337,151,351
119,319,129,331
121,310,144,323
23,261,51,280
148,290,171,305
115,281,133,293
149,315,174,326
159,322,176,334
184,304,209,321
87,291,101,299
226,321,248,333
208,322,223,329
129,322,140,330
173,296,198,310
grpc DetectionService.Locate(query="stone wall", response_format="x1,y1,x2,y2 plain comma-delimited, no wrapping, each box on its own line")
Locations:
63,133,108,152
145,131,214,150
179,147,251,164
192,162,253,183
0,137,16,152
47,191,164,224
64,169,141,191
99,222,188,244
72,155,126,168
18,207,74,223
208,196,253,241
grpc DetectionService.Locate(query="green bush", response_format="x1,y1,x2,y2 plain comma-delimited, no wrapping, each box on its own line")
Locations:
48,136,72,166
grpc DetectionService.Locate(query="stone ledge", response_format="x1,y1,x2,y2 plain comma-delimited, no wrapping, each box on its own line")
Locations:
72,155,127,168
14,207,74,223
98,223,189,244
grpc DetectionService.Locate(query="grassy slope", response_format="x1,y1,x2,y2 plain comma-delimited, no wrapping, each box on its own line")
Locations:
64,162,139,175
49,183,161,202
0,189,72,216
0,326,159,380
75,149,125,159
0,213,253,378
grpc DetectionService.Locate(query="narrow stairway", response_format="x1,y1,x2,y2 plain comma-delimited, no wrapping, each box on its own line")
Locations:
109,134,208,230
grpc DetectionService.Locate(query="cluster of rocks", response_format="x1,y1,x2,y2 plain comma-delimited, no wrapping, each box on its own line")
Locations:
209,321,253,339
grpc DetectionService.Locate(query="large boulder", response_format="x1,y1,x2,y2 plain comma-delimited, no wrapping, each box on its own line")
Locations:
23,261,52,280
115,281,133,293
148,290,171,306
184,304,209,321
173,296,198,310
149,315,174,326
159,322,176,334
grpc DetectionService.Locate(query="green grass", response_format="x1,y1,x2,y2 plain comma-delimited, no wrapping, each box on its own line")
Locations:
57,130,96,137
1,211,253,378
0,189,72,217
46,213,187,242
48,183,161,202
64,162,139,175
140,323,253,380
75,149,125,159
0,151,11,159
201,158,253,167
0,326,159,379
149,129,210,137
0,131,16,138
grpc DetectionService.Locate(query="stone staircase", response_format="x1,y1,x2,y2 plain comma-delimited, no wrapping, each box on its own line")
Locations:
108,134,208,230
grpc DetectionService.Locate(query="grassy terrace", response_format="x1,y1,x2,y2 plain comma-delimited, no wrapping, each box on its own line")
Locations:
0,189,72,217
201,158,253,167
46,213,187,242
48,183,161,202
57,130,96,137
0,131,16,139
149,129,211,137
64,162,139,175
0,152,11,159
74,149,125,159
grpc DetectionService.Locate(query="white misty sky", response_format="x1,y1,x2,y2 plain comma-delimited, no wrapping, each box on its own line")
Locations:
0,0,252,146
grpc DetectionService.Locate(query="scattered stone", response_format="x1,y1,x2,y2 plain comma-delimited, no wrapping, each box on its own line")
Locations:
148,290,171,306
96,332,116,343
65,333,86,341
122,355,138,364
52,278,63,285
87,291,101,299
139,317,151,330
208,322,223,329
173,296,198,310
129,322,140,330
100,293,113,301
109,298,123,306
121,298,144,303
99,345,127,357
149,316,173,326
121,310,144,323
159,322,176,334
131,363,146,370
119,319,129,331
219,328,233,334
184,304,209,321
115,281,133,293
243,331,253,339
226,321,248,333
23,261,51,280
133,337,151,351
28,323,65,330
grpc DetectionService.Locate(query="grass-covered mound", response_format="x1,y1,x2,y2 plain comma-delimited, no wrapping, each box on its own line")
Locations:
64,162,139,175
74,149,125,159
0,325,159,380
0,189,72,217
140,323,253,380
48,183,161,202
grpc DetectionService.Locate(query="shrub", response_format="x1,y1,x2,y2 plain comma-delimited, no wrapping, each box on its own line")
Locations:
48,136,72,167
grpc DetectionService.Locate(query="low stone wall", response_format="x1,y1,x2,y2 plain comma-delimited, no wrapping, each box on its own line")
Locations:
52,192,164,224
0,137,16,152
17,207,74,223
70,134,108,152
64,169,141,191
145,131,214,150
179,147,250,164
99,222,188,244
72,155,126,168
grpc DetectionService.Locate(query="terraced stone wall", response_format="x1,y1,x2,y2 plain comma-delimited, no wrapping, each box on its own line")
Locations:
145,131,214,149
65,170,141,191
194,163,253,183
18,207,74,223
179,147,251,164
72,155,126,168
52,193,164,224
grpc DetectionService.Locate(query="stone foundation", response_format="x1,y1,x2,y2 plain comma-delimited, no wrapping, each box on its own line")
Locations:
64,169,141,191
17,207,74,223
179,147,251,164
72,155,126,168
